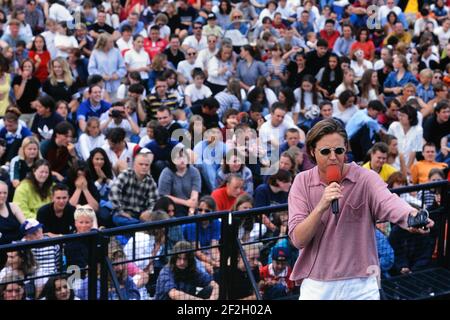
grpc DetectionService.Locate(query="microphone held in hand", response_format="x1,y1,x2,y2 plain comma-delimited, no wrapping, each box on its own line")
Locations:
326,165,342,215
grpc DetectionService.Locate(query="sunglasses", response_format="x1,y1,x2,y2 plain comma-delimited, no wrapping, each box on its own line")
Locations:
193,26,202,30
318,146,346,156
197,208,212,213
233,16,242,19
187,52,197,56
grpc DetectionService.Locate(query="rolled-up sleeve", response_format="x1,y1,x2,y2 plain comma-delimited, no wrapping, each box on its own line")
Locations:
288,174,311,249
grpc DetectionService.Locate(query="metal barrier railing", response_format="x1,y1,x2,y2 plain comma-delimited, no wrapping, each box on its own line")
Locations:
0,181,448,300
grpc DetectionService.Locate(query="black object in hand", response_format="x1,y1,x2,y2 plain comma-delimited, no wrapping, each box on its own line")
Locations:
408,209,429,229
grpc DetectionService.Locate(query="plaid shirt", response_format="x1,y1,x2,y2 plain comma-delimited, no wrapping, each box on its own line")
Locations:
109,169,159,219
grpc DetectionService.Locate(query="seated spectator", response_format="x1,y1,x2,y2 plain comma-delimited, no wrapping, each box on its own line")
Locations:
259,246,294,300
0,249,46,299
143,76,179,123
211,174,245,211
76,117,106,161
30,95,64,141
40,121,77,182
1,114,34,181
184,68,212,108
375,227,395,279
36,183,75,237
66,160,99,212
99,100,140,141
155,106,182,137
86,148,114,228
216,149,253,195
383,54,419,98
363,142,398,182
417,168,447,210
436,134,450,166
235,194,267,243
102,127,141,175
109,152,159,227
13,159,52,219
38,276,80,300
423,100,450,154
20,219,62,275
182,196,221,275
190,97,220,129
410,143,448,185
107,249,141,300
153,197,184,251
64,205,98,269
77,84,112,132
155,241,219,300
0,180,26,245
0,272,27,300
158,147,201,217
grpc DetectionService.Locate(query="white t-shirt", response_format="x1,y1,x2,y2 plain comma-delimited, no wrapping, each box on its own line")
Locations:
177,60,197,83
434,27,450,49
54,34,78,59
387,121,423,166
334,83,360,98
102,141,138,169
116,37,134,53
49,3,73,22
332,99,358,125
184,84,212,103
195,48,218,71
350,60,373,79
77,133,106,161
182,35,208,52
124,48,151,79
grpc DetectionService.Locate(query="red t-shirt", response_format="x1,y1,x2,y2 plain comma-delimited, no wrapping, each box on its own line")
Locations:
28,50,50,83
211,187,243,211
143,38,169,60
259,264,294,293
319,30,340,49
350,40,375,60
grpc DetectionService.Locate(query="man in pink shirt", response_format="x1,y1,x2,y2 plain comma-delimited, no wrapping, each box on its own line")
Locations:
288,119,434,300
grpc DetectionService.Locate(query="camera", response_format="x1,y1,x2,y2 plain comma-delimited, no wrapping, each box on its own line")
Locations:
407,209,429,229
111,109,124,118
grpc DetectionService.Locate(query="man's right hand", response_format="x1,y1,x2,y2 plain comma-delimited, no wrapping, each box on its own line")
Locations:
317,182,343,213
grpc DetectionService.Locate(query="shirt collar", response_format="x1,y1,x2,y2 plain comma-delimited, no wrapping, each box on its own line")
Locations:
309,162,359,187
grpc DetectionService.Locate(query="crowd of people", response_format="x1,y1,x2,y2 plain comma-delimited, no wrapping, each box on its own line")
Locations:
0,0,449,300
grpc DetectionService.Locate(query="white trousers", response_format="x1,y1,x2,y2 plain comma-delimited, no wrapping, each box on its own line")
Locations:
299,276,380,300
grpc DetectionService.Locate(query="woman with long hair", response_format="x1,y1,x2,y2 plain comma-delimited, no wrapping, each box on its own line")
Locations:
0,249,46,299
216,149,253,194
215,78,244,120
278,87,298,125
206,42,235,95
384,134,407,177
88,33,126,98
13,159,52,219
86,147,114,228
335,68,359,97
294,75,322,127
148,53,169,89
359,69,382,108
28,35,50,84
0,180,26,245
265,43,287,92
237,44,267,91
9,136,41,188
0,55,11,116
349,27,375,61
42,57,80,113
66,160,100,213
77,117,106,161
316,53,343,101
383,54,419,97
217,0,232,30
12,59,40,124
39,276,80,300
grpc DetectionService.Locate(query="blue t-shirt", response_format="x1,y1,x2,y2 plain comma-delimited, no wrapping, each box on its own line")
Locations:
145,139,180,161
77,99,111,122
182,219,221,247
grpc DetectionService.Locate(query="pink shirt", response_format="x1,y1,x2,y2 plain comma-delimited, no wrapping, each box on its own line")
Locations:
288,162,412,284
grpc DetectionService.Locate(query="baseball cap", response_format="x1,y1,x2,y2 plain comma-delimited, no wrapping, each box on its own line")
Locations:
207,13,217,20
20,219,43,236
272,247,289,262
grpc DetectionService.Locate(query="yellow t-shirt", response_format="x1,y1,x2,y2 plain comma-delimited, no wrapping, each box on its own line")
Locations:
363,162,398,182
0,73,11,116
404,0,419,14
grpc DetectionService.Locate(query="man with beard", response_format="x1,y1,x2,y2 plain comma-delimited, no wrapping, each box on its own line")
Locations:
154,241,219,300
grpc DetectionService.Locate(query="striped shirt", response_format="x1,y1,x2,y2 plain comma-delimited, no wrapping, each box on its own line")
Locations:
30,241,62,275
144,92,179,122
109,169,159,219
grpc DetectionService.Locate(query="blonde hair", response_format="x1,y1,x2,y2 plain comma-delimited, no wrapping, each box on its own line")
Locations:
419,68,433,79
94,33,111,51
18,136,42,161
74,205,97,226
151,53,167,71
49,57,73,86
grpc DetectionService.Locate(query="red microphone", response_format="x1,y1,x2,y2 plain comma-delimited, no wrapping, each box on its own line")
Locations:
326,165,342,214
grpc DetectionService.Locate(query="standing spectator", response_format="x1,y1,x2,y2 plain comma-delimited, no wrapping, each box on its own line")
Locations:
27,35,50,84
13,159,52,219
88,33,127,99
36,183,76,237
109,152,159,226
